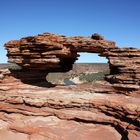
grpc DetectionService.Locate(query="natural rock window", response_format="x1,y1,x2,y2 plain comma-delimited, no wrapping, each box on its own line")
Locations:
76,53,108,63
4,32,140,91
0,32,139,140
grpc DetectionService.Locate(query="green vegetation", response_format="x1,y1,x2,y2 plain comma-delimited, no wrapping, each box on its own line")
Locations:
47,70,109,84
0,64,22,71
8,65,22,71
0,63,109,84
79,71,109,82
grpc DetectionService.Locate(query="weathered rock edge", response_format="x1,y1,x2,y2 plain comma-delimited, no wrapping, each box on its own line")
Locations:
1,32,140,139
0,80,140,139
4,32,140,90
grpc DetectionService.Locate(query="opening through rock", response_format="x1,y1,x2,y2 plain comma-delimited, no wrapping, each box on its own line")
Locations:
47,53,109,85
76,53,108,63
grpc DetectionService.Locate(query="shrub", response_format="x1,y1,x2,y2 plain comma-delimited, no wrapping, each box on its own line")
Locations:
2,64,22,71
79,71,109,82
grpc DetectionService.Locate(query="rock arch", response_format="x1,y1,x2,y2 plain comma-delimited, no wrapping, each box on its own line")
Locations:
5,32,140,90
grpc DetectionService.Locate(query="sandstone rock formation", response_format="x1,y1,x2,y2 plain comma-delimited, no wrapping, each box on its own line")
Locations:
0,77,140,140
5,33,115,71
4,33,115,84
0,32,140,140
104,48,140,91
4,32,140,90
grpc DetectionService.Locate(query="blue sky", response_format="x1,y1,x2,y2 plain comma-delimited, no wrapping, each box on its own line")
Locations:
0,0,140,63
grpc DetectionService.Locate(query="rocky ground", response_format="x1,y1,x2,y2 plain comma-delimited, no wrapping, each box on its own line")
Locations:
1,32,140,140
0,69,140,140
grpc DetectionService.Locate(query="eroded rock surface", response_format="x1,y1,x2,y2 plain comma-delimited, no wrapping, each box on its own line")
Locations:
1,32,140,139
5,33,115,71
4,32,140,90
105,48,140,90
0,77,140,140
4,33,115,84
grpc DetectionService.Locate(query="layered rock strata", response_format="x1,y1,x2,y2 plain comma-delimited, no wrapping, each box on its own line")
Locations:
1,32,140,139
4,33,115,83
0,78,140,140
5,33,115,70
4,32,140,90
104,48,140,90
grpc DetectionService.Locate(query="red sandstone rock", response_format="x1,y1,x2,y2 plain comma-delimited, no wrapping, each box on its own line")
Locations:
4,32,140,90
5,32,115,71
91,33,104,40
0,79,139,140
1,32,140,139
105,48,140,90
